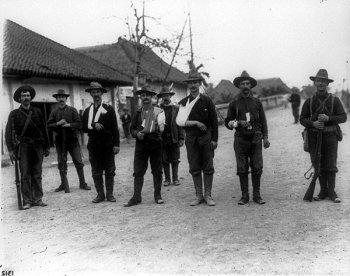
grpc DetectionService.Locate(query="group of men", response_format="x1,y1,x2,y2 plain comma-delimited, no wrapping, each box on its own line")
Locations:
5,68,347,210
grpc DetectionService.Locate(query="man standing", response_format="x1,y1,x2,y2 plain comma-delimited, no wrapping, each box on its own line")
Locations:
124,84,165,207
225,71,270,205
121,107,132,143
5,85,50,209
157,86,185,186
82,82,120,203
47,89,91,193
289,88,301,124
300,69,347,203
176,70,218,206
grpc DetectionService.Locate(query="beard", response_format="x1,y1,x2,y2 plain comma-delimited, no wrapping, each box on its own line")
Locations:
163,99,170,105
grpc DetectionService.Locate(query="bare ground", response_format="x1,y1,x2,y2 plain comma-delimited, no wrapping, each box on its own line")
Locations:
1,106,350,276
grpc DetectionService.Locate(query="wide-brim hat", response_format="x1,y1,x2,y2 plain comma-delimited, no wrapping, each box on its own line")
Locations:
136,84,157,96
53,89,70,98
13,85,36,103
310,69,333,83
85,82,107,93
183,71,205,83
233,70,257,88
156,86,175,98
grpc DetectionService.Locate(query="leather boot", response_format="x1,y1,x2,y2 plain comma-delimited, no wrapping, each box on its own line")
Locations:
313,172,328,200
60,171,70,193
162,163,171,186
54,184,64,192
105,176,116,202
154,174,164,204
190,174,204,206
77,167,91,190
252,174,265,204
92,175,105,203
238,175,249,205
327,172,341,203
204,174,215,206
124,176,143,207
172,162,180,185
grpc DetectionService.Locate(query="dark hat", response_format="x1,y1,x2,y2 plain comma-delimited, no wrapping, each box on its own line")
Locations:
123,107,129,111
310,69,333,83
156,86,175,98
136,84,157,96
233,71,257,88
13,85,36,103
85,82,107,93
53,89,70,98
183,70,205,83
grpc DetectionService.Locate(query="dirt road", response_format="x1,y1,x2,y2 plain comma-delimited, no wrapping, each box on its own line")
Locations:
1,106,349,275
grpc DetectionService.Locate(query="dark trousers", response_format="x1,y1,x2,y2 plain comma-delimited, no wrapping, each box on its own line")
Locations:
185,133,214,176
19,142,44,205
123,124,130,138
56,138,84,178
234,133,263,176
88,142,115,194
292,106,300,123
162,142,180,165
133,139,162,198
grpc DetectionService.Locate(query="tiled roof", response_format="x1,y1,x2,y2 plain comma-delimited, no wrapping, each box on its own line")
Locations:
76,38,187,84
3,20,132,85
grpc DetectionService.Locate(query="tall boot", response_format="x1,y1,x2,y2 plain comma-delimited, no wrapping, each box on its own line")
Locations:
327,172,341,203
59,171,70,193
238,175,249,205
153,174,164,204
172,162,180,185
204,174,215,206
77,167,91,190
92,175,105,203
190,174,204,206
162,163,171,186
252,174,265,204
314,172,328,200
105,176,116,202
124,176,143,207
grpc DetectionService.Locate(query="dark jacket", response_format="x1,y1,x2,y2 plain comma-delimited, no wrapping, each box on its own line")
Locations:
121,113,132,126
82,103,120,147
5,105,49,151
178,94,218,142
160,104,185,144
225,93,268,138
289,93,301,108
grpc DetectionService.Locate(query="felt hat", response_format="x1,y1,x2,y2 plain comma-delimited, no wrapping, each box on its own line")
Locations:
52,89,70,98
13,85,36,103
233,70,257,88
309,69,333,83
85,82,107,93
183,70,205,83
156,86,175,98
135,84,157,96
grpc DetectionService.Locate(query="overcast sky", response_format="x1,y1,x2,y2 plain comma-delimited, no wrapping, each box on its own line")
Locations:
1,0,350,91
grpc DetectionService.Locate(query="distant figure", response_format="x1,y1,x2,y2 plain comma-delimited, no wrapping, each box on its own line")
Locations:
225,71,270,205
289,88,301,124
300,69,347,203
282,94,289,109
121,107,132,143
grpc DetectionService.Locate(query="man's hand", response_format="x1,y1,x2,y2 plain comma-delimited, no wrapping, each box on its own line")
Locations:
178,140,184,147
263,137,270,149
94,123,104,131
62,123,71,128
57,119,67,126
227,120,237,129
318,114,329,122
113,146,120,155
44,148,50,157
313,120,324,130
210,141,218,150
239,120,250,128
9,151,16,163
196,122,207,132
137,131,145,141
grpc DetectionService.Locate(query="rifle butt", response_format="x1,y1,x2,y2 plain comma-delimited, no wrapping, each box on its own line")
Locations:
303,180,316,202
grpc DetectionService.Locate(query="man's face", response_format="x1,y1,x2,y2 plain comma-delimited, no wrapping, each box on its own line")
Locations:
187,80,201,93
161,94,172,105
56,95,68,107
20,91,32,105
90,89,103,101
314,78,329,93
239,80,252,95
140,93,153,105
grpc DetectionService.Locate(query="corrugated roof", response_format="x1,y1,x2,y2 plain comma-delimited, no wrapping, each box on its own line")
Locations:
76,38,187,84
3,20,132,85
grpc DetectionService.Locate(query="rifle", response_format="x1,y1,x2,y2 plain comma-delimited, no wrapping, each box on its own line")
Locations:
303,129,323,201
60,123,70,193
12,117,23,210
